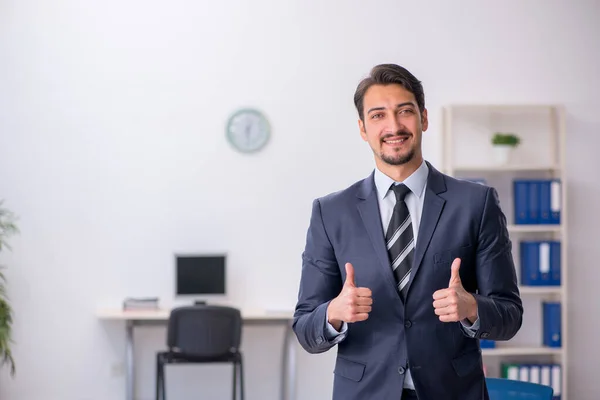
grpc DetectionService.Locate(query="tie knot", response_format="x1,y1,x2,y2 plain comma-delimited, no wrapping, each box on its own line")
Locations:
391,183,411,201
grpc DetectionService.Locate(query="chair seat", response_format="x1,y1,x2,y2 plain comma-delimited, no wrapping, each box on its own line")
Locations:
158,350,242,364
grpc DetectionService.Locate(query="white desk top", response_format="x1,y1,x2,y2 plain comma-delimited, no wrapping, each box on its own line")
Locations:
97,308,294,321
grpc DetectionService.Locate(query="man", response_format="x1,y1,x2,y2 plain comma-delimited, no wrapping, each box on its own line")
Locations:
292,64,523,400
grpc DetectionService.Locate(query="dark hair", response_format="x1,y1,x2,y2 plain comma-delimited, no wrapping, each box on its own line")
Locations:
353,64,425,121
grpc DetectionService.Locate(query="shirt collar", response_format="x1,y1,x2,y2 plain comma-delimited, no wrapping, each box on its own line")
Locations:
373,160,429,202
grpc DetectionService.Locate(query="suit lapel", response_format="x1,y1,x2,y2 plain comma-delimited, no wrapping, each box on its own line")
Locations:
406,162,447,295
356,173,399,294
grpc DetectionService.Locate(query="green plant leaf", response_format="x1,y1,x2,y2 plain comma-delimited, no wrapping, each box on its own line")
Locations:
0,200,17,376
492,132,520,146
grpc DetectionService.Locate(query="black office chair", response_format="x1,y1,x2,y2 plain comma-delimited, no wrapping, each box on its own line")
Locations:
156,305,244,400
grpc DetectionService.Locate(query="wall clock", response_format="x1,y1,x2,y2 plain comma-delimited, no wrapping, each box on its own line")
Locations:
225,108,271,153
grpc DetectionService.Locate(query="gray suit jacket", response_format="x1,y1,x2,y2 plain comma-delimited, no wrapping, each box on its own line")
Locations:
293,161,523,400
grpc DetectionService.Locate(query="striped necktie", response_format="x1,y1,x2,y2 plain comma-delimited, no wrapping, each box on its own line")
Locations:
385,183,414,300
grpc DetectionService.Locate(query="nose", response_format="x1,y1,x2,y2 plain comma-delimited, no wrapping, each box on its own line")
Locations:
386,114,403,135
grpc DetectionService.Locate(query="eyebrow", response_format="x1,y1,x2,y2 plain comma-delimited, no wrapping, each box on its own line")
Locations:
367,102,415,115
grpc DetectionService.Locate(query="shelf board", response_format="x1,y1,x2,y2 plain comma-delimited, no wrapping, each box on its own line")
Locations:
482,347,562,356
519,286,562,295
508,225,562,233
450,165,561,172
446,104,559,110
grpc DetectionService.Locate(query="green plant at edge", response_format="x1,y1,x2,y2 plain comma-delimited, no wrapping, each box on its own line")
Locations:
0,200,18,377
492,132,521,146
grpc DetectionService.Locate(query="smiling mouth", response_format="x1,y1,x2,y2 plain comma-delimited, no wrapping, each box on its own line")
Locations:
383,135,411,145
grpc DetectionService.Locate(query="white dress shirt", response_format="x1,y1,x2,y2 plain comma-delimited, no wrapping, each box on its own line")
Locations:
325,160,480,390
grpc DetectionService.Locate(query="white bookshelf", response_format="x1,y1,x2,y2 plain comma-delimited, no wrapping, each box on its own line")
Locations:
441,104,567,398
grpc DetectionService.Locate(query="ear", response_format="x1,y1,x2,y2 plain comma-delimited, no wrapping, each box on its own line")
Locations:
358,118,368,141
421,108,429,132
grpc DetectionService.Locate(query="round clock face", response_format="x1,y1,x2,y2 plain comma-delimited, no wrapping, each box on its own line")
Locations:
226,108,270,153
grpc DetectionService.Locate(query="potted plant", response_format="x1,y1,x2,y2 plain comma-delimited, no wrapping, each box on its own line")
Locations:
491,132,520,164
0,200,17,377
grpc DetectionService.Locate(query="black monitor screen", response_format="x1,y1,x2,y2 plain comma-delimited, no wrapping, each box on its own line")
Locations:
176,255,226,295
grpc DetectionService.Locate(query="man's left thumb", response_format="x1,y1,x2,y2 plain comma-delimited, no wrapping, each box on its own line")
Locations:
449,258,462,287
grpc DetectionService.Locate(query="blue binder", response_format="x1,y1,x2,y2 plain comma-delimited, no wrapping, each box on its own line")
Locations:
513,180,530,224
543,302,561,348
520,241,541,285
550,241,561,285
528,180,540,224
539,179,562,225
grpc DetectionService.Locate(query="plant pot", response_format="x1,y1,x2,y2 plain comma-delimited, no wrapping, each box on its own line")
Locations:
492,144,513,165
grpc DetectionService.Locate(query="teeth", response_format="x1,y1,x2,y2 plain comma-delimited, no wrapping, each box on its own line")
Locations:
386,138,406,144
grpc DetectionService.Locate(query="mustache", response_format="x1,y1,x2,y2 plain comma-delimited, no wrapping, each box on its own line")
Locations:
381,130,412,140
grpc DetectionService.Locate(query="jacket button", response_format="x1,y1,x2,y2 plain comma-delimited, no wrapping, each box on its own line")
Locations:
404,320,412,328
398,366,406,375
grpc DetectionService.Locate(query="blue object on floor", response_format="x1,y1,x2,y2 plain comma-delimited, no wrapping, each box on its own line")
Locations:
486,377,554,400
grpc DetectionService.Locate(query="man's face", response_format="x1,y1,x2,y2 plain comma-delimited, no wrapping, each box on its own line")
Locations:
358,84,428,166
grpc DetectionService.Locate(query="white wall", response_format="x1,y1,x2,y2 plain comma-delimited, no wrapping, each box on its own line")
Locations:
1,1,599,399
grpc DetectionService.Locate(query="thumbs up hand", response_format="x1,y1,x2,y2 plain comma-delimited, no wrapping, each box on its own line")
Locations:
432,258,478,323
327,263,373,331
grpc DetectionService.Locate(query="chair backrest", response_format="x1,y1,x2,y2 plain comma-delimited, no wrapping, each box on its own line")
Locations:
167,305,242,357
486,377,554,400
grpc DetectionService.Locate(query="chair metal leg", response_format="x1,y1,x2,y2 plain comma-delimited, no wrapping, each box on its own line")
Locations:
156,354,166,400
232,360,237,400
155,354,160,400
160,359,166,400
239,356,245,400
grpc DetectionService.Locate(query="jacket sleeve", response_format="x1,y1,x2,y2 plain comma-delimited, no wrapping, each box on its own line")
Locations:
471,187,524,341
292,198,346,354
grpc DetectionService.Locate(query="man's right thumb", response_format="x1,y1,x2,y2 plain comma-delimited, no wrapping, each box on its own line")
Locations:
345,263,356,287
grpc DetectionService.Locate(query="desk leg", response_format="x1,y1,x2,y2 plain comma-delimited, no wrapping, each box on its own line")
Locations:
280,322,296,400
126,320,135,400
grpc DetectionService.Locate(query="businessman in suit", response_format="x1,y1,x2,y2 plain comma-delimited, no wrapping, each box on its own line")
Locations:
293,64,523,400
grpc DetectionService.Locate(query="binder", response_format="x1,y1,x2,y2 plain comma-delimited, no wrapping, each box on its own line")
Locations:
540,364,551,387
513,180,530,224
551,364,562,400
550,180,562,224
550,241,561,285
543,302,561,348
479,339,495,348
529,365,540,384
520,241,541,285
501,363,520,380
539,179,562,225
519,365,529,382
528,180,540,224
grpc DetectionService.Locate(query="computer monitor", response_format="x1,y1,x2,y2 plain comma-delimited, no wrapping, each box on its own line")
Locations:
175,254,226,298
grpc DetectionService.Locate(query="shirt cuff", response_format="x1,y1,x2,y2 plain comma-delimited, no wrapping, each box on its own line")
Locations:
460,314,480,337
324,309,348,340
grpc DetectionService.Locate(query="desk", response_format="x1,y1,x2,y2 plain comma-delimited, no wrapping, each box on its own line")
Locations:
97,308,296,400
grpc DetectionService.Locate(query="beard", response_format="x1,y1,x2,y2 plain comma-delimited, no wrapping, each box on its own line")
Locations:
380,147,415,165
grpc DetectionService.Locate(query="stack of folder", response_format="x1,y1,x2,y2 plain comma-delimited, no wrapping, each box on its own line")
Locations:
502,363,562,399
513,179,561,224
122,297,160,311
520,241,561,286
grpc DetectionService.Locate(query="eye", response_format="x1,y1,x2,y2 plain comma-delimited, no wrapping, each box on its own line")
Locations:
371,113,384,119
399,109,414,115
